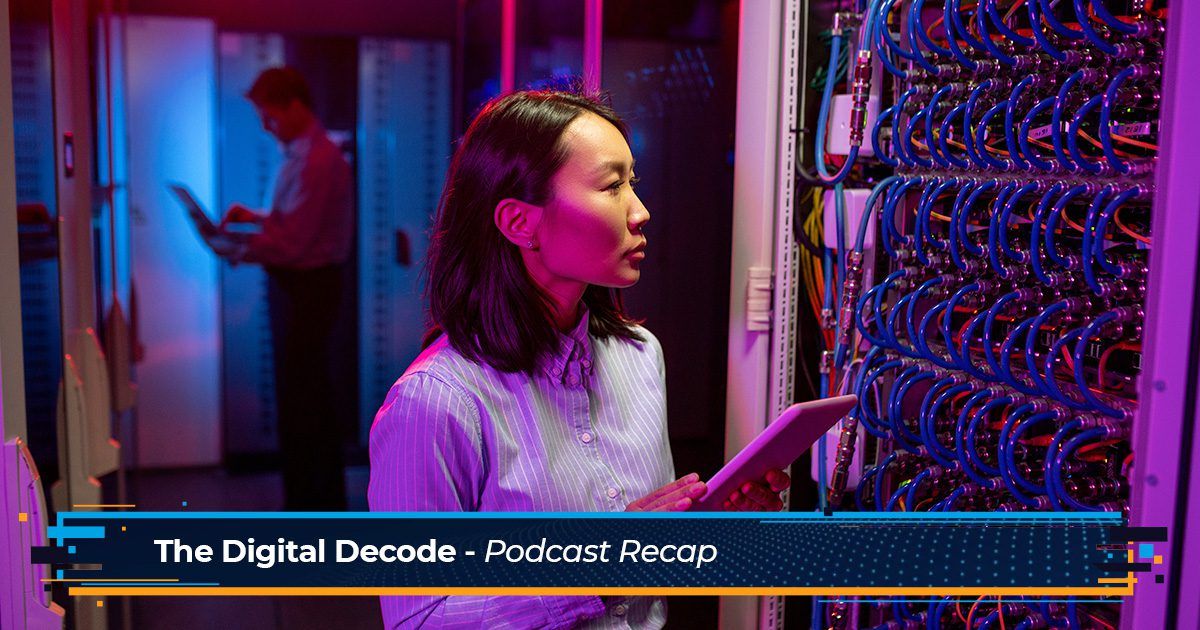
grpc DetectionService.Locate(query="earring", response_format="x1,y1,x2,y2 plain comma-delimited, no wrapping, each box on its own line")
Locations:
527,240,537,250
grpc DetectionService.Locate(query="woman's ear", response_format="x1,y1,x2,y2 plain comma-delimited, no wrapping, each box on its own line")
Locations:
494,198,544,250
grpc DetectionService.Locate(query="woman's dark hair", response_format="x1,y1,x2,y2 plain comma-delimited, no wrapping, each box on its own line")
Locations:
425,89,645,374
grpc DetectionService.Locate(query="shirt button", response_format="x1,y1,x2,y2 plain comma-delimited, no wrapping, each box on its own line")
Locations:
580,432,593,444
552,366,563,376
581,359,592,369
568,374,579,386
613,604,627,616
606,487,619,499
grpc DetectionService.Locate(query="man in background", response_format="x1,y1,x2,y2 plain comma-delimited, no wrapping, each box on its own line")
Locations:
212,66,353,510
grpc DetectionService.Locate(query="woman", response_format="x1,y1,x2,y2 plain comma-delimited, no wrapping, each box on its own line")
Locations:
368,90,790,629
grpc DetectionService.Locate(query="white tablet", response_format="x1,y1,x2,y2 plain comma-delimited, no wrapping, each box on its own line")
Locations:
691,394,858,511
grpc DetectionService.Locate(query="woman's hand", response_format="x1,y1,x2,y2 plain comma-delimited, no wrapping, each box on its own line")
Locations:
625,473,707,512
721,469,791,511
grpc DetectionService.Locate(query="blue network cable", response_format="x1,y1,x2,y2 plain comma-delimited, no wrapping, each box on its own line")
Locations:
976,0,1016,65
876,0,914,73
943,282,981,369
1090,0,1138,33
873,269,908,347
889,366,934,449
920,378,965,468
1043,419,1083,511
883,178,921,258
1023,301,1067,395
988,182,1018,276
1031,183,1068,283
1073,0,1119,54
939,103,972,169
1006,410,1058,494
1000,317,1041,396
1073,311,1132,418
1052,71,1088,171
960,307,1001,381
918,298,960,370
1000,181,1038,263
1042,326,1090,410
966,396,1010,476
893,88,919,168
903,109,934,168
885,289,923,358
907,277,946,361
856,176,903,252
996,403,1043,507
912,0,952,57
984,0,1034,45
981,291,1022,382
926,86,956,167
913,178,942,264
958,183,996,258
975,101,1013,170
1068,95,1104,174
873,106,899,168
1041,0,1084,40
948,182,977,269
1081,186,1116,295
1099,67,1136,174
1019,96,1058,172
1006,76,1035,169
955,389,996,484
874,451,901,510
1027,0,1066,60
1093,186,1141,276
944,0,980,69
1044,184,1087,268
963,80,994,169
950,0,988,51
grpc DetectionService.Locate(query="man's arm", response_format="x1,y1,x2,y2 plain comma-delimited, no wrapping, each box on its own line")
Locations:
239,152,344,267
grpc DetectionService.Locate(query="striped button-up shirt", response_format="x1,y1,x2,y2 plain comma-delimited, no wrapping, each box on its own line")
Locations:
368,311,673,629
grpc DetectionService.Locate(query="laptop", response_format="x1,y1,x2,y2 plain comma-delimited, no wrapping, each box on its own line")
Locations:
168,182,219,237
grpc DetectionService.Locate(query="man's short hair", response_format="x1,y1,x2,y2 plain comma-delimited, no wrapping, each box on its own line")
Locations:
246,66,313,109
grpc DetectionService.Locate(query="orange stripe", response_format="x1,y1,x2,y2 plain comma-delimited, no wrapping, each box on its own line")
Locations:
44,579,179,582
68,586,1135,597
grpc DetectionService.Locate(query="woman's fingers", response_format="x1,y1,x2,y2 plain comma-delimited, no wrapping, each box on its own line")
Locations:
634,470,789,513
645,479,707,511
627,473,706,512
626,474,692,511
723,471,789,511
740,481,783,511
765,469,792,493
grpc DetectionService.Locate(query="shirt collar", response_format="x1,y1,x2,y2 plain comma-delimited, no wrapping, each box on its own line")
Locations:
541,306,595,383
283,120,322,159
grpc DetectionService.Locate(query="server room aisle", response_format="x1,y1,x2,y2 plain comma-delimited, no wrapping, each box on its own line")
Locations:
121,465,382,630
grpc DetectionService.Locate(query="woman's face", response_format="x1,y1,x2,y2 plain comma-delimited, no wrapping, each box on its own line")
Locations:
535,112,650,289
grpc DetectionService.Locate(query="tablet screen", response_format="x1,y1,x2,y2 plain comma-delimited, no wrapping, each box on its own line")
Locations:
692,394,858,510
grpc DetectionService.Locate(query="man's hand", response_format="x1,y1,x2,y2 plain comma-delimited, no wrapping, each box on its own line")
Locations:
721,469,791,511
625,473,707,512
203,232,246,262
220,204,263,229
